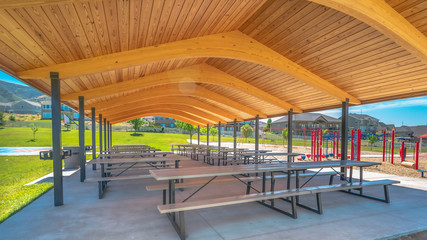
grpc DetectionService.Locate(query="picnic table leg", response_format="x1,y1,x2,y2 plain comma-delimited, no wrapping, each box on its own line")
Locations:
295,170,300,203
359,166,363,194
287,170,291,189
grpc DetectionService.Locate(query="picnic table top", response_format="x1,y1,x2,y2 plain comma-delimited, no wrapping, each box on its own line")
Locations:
239,152,304,157
150,160,380,180
92,155,191,164
98,151,171,158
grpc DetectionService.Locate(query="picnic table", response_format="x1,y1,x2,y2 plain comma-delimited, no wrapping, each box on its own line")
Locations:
150,160,398,239
239,152,305,164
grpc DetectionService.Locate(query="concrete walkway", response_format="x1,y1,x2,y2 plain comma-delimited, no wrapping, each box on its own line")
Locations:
1,157,426,240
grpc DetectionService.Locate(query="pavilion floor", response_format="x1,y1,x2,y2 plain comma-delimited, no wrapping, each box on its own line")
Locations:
0,158,426,240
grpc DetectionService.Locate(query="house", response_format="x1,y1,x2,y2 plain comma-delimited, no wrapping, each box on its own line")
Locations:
270,113,341,135
395,126,414,137
41,101,77,120
346,114,379,134
378,122,395,133
409,125,427,137
154,116,176,128
10,100,41,114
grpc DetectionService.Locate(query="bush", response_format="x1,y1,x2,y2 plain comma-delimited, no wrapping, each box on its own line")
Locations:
9,115,15,121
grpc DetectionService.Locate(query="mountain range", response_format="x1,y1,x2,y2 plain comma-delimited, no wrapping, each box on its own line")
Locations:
0,80,44,103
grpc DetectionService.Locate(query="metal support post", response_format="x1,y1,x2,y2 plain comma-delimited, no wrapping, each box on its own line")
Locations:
51,72,63,206
104,118,107,152
110,124,112,149
78,96,85,182
218,122,221,166
99,114,103,155
107,121,110,151
197,126,200,145
234,119,237,159
207,124,209,146
341,99,349,179
91,108,96,170
288,109,293,162
255,115,259,164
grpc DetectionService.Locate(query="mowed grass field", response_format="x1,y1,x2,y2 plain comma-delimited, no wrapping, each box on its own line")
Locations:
0,155,53,223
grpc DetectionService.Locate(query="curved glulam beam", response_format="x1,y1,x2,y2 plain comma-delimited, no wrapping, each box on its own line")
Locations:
98,104,224,124
97,96,241,122
20,31,359,104
106,109,209,126
109,112,204,126
0,0,74,8
64,64,300,112
85,84,267,118
310,0,427,67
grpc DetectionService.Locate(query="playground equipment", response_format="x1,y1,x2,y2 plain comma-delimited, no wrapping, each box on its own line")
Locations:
382,130,395,164
400,140,420,170
350,129,362,161
310,130,338,161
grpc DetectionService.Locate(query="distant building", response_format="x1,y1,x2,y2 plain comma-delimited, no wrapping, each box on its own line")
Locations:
395,126,414,137
0,102,12,113
378,122,395,132
41,101,77,120
154,116,176,128
142,116,156,126
346,114,379,134
10,100,41,114
409,125,427,137
271,113,341,135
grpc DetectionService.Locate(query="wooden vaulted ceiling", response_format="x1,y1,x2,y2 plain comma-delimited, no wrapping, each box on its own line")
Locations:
0,0,426,125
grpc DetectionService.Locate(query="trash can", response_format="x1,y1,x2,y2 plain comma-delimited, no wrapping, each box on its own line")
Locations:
63,146,81,169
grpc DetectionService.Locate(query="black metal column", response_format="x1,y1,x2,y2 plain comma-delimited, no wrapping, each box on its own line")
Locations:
218,122,221,150
255,115,259,163
51,72,63,206
110,124,112,149
288,109,293,162
99,114,103,155
104,118,107,152
197,126,200,145
341,99,349,178
207,124,209,147
91,108,96,170
78,96,85,182
107,121,110,150
233,119,237,159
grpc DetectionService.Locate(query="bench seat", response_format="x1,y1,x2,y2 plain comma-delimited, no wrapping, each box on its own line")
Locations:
85,174,152,199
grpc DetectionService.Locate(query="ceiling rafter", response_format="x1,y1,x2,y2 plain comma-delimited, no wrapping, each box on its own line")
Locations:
310,0,427,66
19,30,359,104
63,63,301,112
0,0,76,9
97,103,226,124
84,84,267,118
96,96,242,123
105,109,210,126
109,112,205,126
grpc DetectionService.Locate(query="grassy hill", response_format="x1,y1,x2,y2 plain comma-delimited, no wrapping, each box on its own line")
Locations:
0,80,44,103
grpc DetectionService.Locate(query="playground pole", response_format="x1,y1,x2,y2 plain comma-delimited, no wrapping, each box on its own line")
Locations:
416,142,419,170
351,129,355,160
314,130,317,161
400,141,405,162
391,130,395,164
311,131,314,160
332,131,335,158
357,129,361,161
382,130,386,162
320,129,323,161
336,131,339,158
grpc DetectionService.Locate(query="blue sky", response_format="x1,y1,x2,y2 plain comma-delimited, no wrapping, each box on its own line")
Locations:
1,70,426,127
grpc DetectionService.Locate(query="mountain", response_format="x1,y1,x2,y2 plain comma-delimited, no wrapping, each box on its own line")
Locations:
0,80,44,103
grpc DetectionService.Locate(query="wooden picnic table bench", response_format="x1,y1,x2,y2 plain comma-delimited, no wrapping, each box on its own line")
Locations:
149,160,398,240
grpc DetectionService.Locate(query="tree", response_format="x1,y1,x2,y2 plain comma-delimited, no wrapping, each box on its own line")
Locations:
175,120,197,143
367,134,378,150
127,118,147,134
241,124,253,143
263,118,272,132
0,112,5,128
64,123,71,131
9,114,15,121
30,124,38,141
282,128,288,145
210,127,218,141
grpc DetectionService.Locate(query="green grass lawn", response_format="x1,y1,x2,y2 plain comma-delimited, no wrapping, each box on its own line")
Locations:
0,155,53,223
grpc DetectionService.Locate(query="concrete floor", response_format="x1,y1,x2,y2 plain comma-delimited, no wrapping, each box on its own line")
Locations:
1,158,427,240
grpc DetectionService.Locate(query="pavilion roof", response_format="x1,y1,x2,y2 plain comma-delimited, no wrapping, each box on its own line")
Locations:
0,0,426,125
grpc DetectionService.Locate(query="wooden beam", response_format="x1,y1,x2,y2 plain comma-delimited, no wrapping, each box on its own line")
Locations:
0,0,76,9
98,104,225,124
106,110,207,126
85,84,267,118
63,64,301,112
310,0,427,66
21,31,359,104
96,96,241,122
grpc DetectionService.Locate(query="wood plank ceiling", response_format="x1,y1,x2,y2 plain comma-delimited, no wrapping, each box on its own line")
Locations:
0,0,426,125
